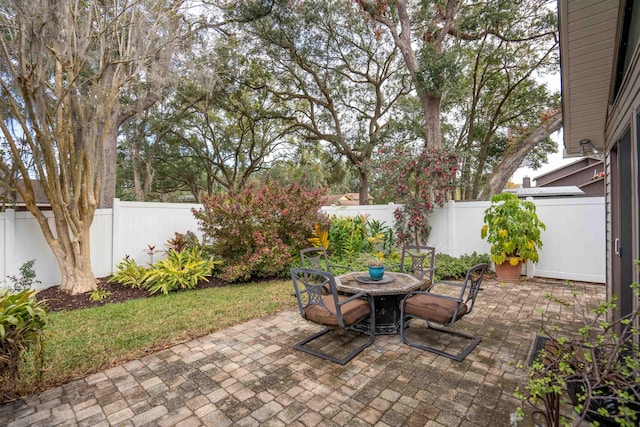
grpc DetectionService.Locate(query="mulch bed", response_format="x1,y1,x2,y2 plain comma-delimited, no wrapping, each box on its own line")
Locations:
36,276,230,313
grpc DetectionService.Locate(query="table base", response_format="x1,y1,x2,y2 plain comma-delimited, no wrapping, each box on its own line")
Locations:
350,294,405,335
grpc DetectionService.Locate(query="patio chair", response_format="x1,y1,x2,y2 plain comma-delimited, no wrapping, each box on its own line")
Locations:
300,247,351,274
290,268,375,365
399,263,488,362
389,245,436,288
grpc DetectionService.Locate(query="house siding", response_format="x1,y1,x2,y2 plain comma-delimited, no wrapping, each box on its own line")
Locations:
604,9,640,322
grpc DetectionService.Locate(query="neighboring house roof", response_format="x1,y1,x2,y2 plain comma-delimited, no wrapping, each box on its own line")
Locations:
0,179,50,207
322,193,373,206
533,156,604,197
506,186,585,198
558,0,620,155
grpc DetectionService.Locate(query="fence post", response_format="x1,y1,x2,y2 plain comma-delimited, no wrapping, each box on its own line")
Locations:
526,197,536,278
3,209,16,282
111,198,120,273
447,200,456,256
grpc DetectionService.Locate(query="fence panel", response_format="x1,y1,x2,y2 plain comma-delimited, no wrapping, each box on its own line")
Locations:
0,211,7,286
532,197,605,283
0,196,606,290
319,198,605,283
112,200,202,268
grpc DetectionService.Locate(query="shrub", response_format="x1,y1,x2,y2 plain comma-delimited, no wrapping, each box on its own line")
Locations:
0,289,47,399
193,179,327,282
326,215,394,262
165,231,200,253
108,257,148,289
6,260,41,292
481,192,546,265
144,248,220,295
434,252,491,281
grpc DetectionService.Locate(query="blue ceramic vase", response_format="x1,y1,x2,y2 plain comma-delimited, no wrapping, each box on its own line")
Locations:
368,266,385,280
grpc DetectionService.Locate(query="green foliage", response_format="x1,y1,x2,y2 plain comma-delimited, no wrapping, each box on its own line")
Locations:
108,257,148,289
358,252,384,267
516,276,640,426
6,260,41,292
89,289,112,302
194,179,328,282
325,215,394,263
434,252,491,281
0,289,47,399
144,248,220,295
481,192,546,264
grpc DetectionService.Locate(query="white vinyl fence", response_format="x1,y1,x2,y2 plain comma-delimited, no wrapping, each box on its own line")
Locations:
323,197,605,283
1,197,605,290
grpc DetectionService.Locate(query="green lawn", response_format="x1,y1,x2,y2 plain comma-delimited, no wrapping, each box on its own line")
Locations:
16,279,295,396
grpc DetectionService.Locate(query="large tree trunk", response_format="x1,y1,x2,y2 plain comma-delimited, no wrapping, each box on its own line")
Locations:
52,224,97,294
360,0,463,150
0,0,185,294
479,110,563,199
101,127,119,208
359,171,369,205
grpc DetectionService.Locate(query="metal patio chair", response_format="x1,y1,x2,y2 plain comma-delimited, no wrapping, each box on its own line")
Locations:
399,263,488,362
300,247,351,274
389,245,436,288
290,268,375,365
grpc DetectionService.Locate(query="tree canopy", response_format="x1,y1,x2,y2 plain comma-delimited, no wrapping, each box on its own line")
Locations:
1,0,563,293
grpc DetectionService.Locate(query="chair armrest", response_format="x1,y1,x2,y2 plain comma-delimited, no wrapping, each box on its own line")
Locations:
404,290,462,304
337,291,372,306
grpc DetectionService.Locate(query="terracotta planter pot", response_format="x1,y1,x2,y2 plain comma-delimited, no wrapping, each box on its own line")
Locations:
494,258,522,282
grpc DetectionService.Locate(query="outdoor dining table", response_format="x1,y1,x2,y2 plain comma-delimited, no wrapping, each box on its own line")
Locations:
336,271,426,335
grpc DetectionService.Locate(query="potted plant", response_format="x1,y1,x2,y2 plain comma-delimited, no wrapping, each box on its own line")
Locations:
515,278,640,426
359,252,385,280
480,192,546,281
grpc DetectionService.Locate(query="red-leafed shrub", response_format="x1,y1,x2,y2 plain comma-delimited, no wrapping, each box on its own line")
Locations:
193,180,328,282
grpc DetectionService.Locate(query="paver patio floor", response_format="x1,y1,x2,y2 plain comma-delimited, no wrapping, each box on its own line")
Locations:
0,277,605,427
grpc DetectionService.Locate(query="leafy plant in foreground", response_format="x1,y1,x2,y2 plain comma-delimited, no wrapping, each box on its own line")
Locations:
0,289,47,400
516,275,640,426
89,289,112,302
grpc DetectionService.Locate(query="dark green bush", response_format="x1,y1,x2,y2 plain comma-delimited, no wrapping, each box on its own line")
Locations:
0,289,47,399
435,252,491,281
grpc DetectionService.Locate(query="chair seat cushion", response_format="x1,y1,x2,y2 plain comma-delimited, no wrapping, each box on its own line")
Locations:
403,294,468,325
305,295,370,327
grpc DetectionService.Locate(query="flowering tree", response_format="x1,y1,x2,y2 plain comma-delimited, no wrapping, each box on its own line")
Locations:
374,147,458,245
